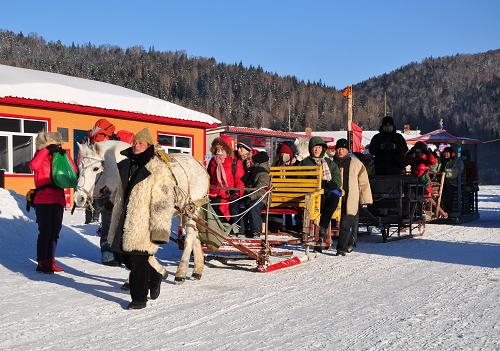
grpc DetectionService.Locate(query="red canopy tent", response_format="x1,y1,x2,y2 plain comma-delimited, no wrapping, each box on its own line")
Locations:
406,129,482,145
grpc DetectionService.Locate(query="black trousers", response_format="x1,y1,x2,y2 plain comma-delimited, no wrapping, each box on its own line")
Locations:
336,210,360,252
123,254,161,303
35,204,64,261
319,193,340,230
229,201,245,234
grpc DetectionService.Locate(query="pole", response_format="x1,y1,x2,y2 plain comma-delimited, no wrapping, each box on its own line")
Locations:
384,92,387,116
347,85,353,151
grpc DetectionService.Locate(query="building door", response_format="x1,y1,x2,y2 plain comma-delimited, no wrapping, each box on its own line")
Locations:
73,129,88,163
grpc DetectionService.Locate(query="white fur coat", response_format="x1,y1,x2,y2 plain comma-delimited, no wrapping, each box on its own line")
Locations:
108,156,175,255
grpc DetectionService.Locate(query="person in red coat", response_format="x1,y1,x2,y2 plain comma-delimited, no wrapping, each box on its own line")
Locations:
207,135,245,228
29,131,77,273
406,141,437,198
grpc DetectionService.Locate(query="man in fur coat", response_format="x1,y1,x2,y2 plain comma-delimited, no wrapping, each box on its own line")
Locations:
333,139,373,256
108,128,172,309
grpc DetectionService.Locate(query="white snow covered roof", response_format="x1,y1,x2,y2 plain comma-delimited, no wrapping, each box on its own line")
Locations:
0,64,221,126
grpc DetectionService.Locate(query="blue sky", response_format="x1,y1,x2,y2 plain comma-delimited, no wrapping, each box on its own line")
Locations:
1,0,498,88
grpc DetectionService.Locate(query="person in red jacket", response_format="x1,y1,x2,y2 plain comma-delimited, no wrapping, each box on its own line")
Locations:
207,135,245,229
406,141,437,198
29,131,77,273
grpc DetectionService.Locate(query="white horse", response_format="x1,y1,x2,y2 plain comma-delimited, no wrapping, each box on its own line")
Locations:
294,137,310,162
74,140,209,283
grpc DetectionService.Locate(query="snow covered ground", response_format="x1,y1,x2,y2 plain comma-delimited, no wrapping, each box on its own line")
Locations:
0,186,498,351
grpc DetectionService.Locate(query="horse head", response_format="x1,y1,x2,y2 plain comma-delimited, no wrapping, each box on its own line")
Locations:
74,140,129,208
74,142,106,208
294,137,310,162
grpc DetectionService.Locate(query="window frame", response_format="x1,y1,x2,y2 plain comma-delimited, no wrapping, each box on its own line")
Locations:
0,116,49,174
156,131,194,155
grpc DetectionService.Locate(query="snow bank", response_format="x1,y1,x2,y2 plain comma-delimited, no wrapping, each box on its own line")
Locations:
0,187,498,350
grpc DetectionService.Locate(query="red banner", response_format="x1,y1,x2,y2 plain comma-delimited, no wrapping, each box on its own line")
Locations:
351,122,362,152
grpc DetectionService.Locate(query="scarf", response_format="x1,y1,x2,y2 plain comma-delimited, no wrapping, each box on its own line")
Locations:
313,157,332,182
213,154,228,187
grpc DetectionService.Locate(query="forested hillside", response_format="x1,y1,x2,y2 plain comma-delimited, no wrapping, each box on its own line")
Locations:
1,30,498,137
0,30,499,180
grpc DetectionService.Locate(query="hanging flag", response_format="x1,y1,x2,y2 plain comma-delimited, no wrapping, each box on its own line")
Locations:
351,122,362,153
342,86,352,97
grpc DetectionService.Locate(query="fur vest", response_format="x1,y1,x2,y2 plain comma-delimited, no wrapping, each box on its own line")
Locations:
108,153,174,255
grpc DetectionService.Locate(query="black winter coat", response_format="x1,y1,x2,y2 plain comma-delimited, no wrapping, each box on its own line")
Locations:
369,131,408,175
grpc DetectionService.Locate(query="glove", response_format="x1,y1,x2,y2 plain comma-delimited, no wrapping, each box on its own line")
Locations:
329,189,343,197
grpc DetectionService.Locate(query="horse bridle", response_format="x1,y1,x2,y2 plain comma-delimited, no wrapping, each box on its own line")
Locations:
75,155,106,210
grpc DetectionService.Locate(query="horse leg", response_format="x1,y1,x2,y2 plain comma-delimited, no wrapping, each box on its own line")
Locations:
191,225,204,280
174,225,194,284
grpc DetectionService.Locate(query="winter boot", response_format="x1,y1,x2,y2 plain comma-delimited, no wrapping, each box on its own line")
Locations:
36,259,54,274
149,272,163,300
51,258,64,272
127,301,146,310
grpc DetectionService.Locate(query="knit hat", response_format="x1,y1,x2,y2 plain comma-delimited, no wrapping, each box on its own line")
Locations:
134,128,155,145
335,138,349,150
381,116,395,126
36,131,63,150
252,151,269,164
237,138,253,152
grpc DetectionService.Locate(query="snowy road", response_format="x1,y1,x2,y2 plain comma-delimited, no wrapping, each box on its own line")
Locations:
0,186,498,350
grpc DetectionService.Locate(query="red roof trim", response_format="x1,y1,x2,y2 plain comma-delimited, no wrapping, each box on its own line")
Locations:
0,96,219,129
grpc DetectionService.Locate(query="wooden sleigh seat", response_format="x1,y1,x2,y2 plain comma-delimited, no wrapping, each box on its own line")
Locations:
263,165,342,249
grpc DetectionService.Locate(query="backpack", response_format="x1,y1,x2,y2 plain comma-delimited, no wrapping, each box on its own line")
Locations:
89,118,116,143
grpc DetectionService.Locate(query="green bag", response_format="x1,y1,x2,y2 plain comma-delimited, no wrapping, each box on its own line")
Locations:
52,151,78,189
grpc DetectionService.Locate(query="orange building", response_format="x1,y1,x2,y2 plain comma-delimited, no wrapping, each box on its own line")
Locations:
0,64,220,197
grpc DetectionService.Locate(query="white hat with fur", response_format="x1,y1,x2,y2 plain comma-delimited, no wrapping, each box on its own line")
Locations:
35,131,63,151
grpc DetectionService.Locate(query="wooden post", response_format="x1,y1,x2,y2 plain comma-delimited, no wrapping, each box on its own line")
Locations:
347,86,353,151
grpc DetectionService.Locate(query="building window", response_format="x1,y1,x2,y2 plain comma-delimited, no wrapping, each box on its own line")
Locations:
57,127,69,142
0,136,7,170
157,133,192,154
0,117,48,174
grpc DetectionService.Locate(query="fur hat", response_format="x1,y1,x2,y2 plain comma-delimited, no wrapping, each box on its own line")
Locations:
252,151,269,164
237,138,253,152
36,131,63,151
335,138,349,150
134,128,155,145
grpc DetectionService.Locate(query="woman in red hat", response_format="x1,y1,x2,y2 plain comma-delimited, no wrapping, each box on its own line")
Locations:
207,135,245,224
